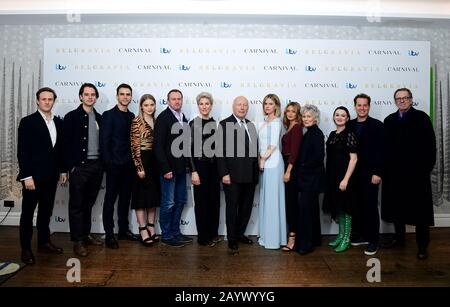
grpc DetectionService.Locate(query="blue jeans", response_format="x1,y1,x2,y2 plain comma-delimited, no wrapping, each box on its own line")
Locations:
159,173,187,240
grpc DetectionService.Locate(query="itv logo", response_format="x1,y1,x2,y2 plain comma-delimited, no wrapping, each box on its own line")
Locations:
94,81,106,88
55,64,67,70
305,65,317,72
345,83,358,89
408,50,420,56
178,65,191,71
160,47,171,54
159,98,167,105
55,216,66,223
220,82,232,88
285,48,298,55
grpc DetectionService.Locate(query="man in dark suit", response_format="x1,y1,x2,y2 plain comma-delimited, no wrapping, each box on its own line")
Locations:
348,93,383,256
154,89,192,247
64,83,104,257
217,96,259,251
100,83,137,249
17,87,67,264
381,88,436,260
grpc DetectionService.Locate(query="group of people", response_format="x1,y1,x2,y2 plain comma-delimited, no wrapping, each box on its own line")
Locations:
17,83,436,265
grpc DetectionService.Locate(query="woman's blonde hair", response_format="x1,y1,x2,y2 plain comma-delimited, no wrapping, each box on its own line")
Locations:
262,93,281,117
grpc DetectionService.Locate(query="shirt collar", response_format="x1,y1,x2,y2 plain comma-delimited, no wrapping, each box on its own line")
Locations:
38,109,54,122
233,114,245,124
168,105,183,119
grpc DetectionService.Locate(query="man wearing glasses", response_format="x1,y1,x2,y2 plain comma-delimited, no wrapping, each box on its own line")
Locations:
381,88,436,260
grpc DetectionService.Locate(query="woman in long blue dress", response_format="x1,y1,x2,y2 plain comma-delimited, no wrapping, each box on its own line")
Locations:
258,94,287,249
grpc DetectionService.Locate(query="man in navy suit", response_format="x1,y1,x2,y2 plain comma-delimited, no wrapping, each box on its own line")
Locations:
17,87,67,264
100,83,137,249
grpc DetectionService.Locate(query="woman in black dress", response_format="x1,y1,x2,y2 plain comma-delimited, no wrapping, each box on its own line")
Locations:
323,106,358,253
130,94,161,246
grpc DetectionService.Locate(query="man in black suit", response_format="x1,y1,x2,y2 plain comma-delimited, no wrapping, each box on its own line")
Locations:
154,89,192,247
217,96,258,251
17,87,67,264
348,93,383,256
381,88,436,260
100,83,137,249
64,83,104,257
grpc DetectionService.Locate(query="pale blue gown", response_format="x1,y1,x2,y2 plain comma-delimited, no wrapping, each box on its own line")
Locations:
258,117,287,249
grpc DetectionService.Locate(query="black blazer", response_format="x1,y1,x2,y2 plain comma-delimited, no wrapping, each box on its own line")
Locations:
154,107,189,176
217,115,259,184
348,116,383,178
99,105,134,166
63,104,102,170
17,111,65,182
297,124,325,192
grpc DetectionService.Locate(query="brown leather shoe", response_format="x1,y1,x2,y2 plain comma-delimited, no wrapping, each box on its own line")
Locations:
84,235,103,246
73,241,88,257
38,242,64,254
21,250,35,265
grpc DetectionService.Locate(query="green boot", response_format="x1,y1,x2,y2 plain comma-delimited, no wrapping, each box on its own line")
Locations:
335,214,352,253
328,213,345,248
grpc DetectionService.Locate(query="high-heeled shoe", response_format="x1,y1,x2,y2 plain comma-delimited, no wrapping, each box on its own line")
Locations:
282,233,296,252
147,223,160,243
138,226,154,247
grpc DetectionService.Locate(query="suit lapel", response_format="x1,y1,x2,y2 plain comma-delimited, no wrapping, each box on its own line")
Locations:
34,111,53,149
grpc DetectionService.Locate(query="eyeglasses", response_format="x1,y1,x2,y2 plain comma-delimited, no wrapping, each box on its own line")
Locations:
395,96,411,102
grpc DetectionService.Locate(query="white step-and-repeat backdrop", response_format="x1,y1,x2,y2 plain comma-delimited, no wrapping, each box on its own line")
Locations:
44,38,430,235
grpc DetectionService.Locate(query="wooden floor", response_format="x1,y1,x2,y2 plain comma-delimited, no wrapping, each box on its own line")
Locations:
1,226,449,287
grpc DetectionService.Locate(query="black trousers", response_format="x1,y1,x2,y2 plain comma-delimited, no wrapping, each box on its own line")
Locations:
19,178,58,250
283,155,298,233
193,159,221,245
68,160,103,242
223,182,256,242
103,163,133,237
295,191,322,252
352,178,380,245
394,222,430,250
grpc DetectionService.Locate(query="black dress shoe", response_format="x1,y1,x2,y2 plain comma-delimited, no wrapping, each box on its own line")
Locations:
228,240,238,250
105,237,119,249
381,238,405,249
84,234,103,246
21,250,35,265
239,236,253,245
38,242,63,254
417,248,428,260
118,230,139,241
298,248,314,255
176,234,193,244
73,241,88,257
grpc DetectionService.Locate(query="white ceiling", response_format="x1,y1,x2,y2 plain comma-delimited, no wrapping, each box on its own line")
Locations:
0,0,449,25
